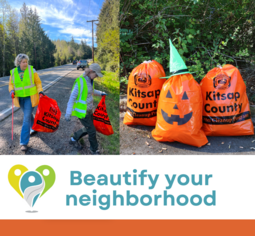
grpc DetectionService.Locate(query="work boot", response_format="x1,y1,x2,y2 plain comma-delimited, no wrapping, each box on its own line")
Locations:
30,130,37,136
89,149,100,155
69,137,83,150
20,145,28,151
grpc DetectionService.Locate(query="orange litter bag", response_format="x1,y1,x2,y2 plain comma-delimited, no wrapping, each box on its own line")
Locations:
32,95,61,133
123,60,166,126
93,95,114,136
200,64,254,136
152,73,208,147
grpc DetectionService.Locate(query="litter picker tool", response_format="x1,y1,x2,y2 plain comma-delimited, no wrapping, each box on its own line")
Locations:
11,93,14,140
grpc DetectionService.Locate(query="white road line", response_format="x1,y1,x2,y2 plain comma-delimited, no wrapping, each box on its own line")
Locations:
0,69,74,118
0,106,13,116
42,76,62,90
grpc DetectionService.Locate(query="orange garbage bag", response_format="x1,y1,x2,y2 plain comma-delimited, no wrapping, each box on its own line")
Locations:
152,73,208,147
200,64,254,136
32,95,61,133
123,60,166,126
93,95,114,136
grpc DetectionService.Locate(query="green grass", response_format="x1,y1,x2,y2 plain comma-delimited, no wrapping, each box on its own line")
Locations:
94,70,119,155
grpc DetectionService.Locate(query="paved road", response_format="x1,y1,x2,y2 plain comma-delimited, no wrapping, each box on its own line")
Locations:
0,64,79,121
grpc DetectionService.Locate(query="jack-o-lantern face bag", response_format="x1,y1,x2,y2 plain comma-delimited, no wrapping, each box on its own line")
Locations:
152,73,208,147
123,60,166,126
200,64,254,136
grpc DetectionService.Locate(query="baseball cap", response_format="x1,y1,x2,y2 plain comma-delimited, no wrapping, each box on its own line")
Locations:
89,63,103,77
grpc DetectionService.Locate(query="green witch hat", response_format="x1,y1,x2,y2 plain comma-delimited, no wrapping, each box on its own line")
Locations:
161,39,191,79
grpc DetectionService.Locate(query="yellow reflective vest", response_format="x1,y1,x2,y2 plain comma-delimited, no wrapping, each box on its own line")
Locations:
71,75,91,119
10,65,37,97
9,66,43,108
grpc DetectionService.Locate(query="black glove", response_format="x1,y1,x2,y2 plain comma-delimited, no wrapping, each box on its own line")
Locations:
39,92,45,96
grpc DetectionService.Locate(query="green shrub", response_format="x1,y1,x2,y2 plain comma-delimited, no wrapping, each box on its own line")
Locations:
120,0,255,81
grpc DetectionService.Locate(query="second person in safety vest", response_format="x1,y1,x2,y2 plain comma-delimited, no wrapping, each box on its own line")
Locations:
65,63,107,155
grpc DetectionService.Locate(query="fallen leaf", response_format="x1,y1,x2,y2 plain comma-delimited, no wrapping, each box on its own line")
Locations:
239,146,243,149
221,142,224,144
145,141,150,146
147,135,150,139
162,148,167,150
158,150,163,153
207,143,211,146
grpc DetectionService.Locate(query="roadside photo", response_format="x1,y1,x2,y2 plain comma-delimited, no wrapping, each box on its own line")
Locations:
119,0,255,155
0,0,119,155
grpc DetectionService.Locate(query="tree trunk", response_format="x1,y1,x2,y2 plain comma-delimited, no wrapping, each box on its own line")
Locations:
34,42,37,69
2,2,5,77
2,42,5,76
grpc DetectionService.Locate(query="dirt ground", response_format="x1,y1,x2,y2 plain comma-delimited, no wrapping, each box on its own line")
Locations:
120,96,255,155
0,69,105,155
120,115,255,155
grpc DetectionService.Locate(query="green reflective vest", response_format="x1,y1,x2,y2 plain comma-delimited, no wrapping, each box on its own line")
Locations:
71,75,94,119
10,65,37,97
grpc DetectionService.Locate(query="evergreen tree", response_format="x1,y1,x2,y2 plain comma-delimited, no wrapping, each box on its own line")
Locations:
0,0,11,76
95,0,119,72
53,37,92,65
0,1,90,75
6,8,19,58
0,22,4,75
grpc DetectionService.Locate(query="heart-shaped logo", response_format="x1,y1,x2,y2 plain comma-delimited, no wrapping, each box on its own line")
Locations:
8,165,56,207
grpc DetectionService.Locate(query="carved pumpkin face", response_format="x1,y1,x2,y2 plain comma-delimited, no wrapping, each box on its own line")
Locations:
161,90,193,125
161,89,193,125
152,73,208,147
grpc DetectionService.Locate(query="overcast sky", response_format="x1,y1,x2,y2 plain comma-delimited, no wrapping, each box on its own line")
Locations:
9,0,103,45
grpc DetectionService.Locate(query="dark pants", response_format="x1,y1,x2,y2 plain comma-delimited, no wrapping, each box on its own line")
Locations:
73,111,98,152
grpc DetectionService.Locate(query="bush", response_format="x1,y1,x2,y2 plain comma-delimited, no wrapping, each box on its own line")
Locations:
95,0,119,73
120,0,255,81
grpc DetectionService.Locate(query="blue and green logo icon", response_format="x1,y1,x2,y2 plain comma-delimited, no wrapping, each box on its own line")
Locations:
8,165,56,207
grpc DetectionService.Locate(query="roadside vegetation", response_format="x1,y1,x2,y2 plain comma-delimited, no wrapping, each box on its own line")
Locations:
53,37,92,66
95,0,119,73
120,0,255,103
93,0,120,154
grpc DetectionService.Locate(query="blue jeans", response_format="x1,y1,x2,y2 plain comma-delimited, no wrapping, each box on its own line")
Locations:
19,97,34,145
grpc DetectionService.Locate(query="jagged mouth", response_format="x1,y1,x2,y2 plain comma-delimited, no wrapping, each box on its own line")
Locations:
161,109,193,125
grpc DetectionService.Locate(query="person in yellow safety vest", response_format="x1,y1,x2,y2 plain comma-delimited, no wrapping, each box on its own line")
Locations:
65,63,107,155
8,54,44,152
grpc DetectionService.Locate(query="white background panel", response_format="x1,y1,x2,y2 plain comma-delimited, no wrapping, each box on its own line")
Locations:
0,155,254,219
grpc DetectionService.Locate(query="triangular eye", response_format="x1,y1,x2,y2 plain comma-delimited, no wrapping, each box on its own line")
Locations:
182,91,188,100
166,90,172,98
